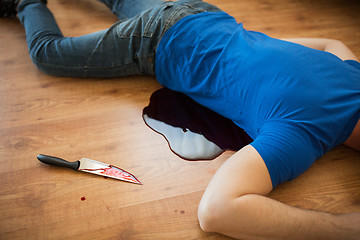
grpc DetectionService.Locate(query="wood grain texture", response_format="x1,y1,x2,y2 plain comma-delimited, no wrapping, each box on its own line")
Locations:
0,0,359,239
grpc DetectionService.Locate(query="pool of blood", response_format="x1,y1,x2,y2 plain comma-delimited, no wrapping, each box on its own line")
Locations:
143,88,252,160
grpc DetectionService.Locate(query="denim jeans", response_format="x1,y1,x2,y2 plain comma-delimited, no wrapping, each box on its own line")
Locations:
18,0,221,78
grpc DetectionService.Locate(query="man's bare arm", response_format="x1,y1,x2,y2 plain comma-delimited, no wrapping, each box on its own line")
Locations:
198,145,360,239
282,38,359,61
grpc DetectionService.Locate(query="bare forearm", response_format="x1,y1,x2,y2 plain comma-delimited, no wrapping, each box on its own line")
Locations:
198,146,360,240
282,38,359,61
219,194,360,240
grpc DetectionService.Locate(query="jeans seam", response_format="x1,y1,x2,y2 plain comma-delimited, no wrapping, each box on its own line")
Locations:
143,8,161,38
160,7,183,39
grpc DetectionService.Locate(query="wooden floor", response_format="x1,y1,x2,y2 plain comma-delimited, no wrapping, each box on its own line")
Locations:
1,0,359,239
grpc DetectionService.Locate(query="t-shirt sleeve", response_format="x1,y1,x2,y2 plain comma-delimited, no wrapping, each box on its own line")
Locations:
250,120,323,188
344,60,360,70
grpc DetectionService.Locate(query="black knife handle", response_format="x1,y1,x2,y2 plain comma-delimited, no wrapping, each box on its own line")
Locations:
37,154,80,170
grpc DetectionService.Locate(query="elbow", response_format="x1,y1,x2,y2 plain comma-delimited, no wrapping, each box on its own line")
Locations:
197,195,244,234
198,198,222,233
198,194,264,238
197,191,237,234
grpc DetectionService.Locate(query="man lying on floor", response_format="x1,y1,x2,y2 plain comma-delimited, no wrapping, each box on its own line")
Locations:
2,0,359,239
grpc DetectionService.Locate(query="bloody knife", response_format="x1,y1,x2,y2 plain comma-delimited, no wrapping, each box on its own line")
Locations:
37,154,142,185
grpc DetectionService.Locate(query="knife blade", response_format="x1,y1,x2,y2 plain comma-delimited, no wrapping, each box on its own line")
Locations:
37,154,142,185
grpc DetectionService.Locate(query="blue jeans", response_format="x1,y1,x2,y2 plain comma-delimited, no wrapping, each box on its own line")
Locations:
18,0,221,78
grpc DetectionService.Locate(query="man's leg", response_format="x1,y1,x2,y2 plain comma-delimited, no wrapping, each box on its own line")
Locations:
198,145,360,239
17,0,222,78
98,0,165,20
17,0,165,77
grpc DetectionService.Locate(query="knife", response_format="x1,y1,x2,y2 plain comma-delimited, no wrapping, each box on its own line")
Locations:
37,154,142,185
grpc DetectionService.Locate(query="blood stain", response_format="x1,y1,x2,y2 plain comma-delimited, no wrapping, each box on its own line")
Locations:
143,88,253,160
81,197,86,201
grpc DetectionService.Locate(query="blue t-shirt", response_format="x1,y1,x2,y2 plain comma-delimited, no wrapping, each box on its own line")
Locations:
155,11,360,187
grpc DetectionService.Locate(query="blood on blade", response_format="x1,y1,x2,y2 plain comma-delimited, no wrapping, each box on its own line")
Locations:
83,166,141,184
104,166,139,183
